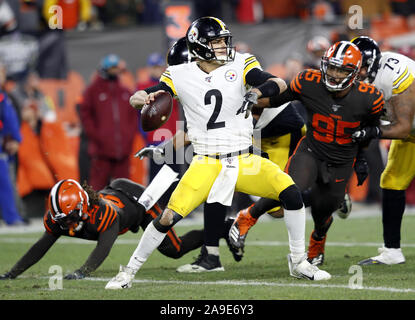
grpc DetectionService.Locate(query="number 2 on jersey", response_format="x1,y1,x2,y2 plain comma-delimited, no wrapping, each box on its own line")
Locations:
205,89,225,130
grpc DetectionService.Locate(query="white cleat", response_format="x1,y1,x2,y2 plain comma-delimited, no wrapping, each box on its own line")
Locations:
287,254,331,281
358,247,405,265
105,265,135,290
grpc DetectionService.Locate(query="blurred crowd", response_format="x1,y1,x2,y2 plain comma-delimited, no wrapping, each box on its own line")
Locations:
2,0,415,226
4,1,415,32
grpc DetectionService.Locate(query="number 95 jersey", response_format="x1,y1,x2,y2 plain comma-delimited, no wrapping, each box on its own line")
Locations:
160,52,260,155
289,69,384,165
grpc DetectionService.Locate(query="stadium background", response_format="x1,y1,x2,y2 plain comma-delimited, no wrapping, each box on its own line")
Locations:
2,0,415,224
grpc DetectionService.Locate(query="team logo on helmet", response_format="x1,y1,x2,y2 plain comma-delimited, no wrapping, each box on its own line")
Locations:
225,70,237,82
188,26,198,43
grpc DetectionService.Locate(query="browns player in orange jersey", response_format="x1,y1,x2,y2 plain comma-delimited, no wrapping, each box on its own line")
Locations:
0,178,204,280
229,41,384,266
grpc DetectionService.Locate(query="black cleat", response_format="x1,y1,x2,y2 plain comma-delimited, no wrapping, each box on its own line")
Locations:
176,246,225,273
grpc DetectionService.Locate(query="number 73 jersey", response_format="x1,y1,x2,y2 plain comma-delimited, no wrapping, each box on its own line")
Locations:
289,69,384,165
373,51,415,101
160,52,259,155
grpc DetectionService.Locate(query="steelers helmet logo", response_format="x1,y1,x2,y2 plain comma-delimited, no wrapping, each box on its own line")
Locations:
225,70,237,82
188,27,198,43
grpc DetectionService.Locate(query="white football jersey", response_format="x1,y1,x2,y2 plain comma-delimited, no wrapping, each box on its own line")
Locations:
373,51,415,132
160,52,261,155
373,51,415,101
254,103,289,130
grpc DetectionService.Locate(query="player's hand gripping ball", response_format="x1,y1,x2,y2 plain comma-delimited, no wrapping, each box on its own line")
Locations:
140,91,173,132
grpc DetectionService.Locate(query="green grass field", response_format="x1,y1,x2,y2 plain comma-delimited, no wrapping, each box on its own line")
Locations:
1,207,415,302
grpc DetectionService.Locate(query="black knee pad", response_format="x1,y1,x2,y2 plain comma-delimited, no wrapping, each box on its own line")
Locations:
152,210,183,233
279,184,304,210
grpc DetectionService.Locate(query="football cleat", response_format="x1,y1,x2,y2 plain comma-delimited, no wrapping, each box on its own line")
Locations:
228,204,257,250
287,254,331,281
358,247,406,265
225,218,244,262
307,231,327,266
105,265,135,290
176,246,225,273
335,193,352,219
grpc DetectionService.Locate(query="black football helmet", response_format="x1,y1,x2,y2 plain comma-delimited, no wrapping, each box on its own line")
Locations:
351,36,381,83
167,37,189,66
186,16,235,64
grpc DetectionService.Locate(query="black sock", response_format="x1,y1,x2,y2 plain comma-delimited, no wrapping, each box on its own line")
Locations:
204,202,227,247
382,188,406,248
313,215,333,240
178,229,204,255
251,198,281,219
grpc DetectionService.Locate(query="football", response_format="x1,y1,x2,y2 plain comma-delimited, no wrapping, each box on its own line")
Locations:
140,91,173,132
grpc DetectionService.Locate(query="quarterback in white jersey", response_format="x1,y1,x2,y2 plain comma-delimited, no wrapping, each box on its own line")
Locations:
351,36,415,266
106,17,331,289
160,50,257,155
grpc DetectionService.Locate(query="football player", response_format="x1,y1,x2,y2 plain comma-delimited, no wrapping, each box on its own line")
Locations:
138,37,244,272
0,178,204,280
139,36,307,272
350,36,415,265
228,41,385,266
106,16,331,289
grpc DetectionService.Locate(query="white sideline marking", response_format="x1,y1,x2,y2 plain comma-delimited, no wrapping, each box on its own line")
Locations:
1,237,415,248
85,277,415,294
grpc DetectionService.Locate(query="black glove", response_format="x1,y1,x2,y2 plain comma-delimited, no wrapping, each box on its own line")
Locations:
237,91,258,119
134,145,165,161
352,126,382,144
354,154,369,186
0,272,15,280
64,269,87,280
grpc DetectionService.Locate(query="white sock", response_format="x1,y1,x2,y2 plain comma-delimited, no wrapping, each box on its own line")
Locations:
284,206,306,263
206,246,219,256
127,221,167,272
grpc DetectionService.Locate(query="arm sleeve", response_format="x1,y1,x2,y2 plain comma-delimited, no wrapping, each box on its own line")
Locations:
269,87,297,108
143,82,174,97
8,232,59,278
78,217,120,275
245,68,276,87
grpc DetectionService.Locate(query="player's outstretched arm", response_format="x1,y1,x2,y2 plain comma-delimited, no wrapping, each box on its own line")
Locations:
135,129,190,161
241,70,287,117
66,219,120,279
0,232,59,279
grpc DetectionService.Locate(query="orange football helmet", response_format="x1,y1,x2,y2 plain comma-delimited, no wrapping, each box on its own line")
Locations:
320,41,362,92
48,179,89,230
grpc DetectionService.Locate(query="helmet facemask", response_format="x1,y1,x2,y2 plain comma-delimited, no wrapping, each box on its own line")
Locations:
359,52,380,83
190,34,235,64
321,57,359,92
208,35,235,65
320,41,362,92
51,202,84,231
49,179,90,233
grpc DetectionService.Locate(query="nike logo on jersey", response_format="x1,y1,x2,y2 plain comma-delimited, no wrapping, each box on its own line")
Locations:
331,104,343,112
205,76,212,82
335,178,345,183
